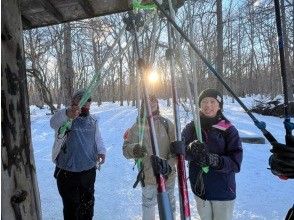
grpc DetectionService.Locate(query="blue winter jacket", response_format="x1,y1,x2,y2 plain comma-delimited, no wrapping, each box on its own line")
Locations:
50,108,106,172
182,119,243,201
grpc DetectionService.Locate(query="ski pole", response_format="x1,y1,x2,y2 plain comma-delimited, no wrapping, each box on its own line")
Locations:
58,24,127,136
166,12,191,220
273,0,293,145
58,12,154,137
152,0,278,145
127,10,174,220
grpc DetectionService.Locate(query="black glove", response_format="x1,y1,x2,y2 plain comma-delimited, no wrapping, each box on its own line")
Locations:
270,142,294,159
187,140,223,169
133,144,147,158
150,155,172,177
269,142,294,179
207,153,223,170
187,140,209,166
170,141,186,156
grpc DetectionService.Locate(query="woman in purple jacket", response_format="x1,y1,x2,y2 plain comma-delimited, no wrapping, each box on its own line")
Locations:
182,89,243,220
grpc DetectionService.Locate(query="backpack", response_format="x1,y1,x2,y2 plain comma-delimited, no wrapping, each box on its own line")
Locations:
158,116,170,141
52,130,69,163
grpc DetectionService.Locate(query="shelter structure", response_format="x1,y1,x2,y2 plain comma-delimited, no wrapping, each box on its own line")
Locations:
1,0,182,219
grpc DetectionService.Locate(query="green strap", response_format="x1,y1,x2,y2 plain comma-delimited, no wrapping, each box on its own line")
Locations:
193,120,209,173
132,0,156,10
136,101,147,169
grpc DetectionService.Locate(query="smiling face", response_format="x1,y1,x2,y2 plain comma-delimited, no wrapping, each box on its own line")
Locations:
200,97,220,117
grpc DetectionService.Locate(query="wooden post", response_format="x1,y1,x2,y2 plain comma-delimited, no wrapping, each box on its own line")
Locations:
1,0,42,219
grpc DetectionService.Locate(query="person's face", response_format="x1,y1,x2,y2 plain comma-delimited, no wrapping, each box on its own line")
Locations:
200,97,220,117
82,98,92,109
149,97,158,113
72,97,92,109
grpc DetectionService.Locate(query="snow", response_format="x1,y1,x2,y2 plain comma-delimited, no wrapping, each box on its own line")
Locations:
30,97,294,220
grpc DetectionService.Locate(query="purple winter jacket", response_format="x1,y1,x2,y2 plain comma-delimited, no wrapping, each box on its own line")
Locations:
182,119,243,201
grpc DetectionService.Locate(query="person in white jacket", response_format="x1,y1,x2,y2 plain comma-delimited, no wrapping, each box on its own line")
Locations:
122,95,176,220
50,89,106,220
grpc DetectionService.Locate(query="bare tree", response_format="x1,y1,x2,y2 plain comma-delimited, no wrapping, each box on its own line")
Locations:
61,23,74,106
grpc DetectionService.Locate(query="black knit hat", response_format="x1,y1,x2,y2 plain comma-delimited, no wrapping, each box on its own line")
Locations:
72,89,92,102
198,88,223,109
72,89,85,100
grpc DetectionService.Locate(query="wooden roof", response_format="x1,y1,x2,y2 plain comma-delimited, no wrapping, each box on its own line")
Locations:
21,0,184,30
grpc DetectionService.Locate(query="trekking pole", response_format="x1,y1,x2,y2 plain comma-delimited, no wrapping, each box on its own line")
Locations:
273,0,294,145
165,0,208,174
166,14,191,220
152,0,278,145
58,12,154,137
58,24,127,136
125,10,174,220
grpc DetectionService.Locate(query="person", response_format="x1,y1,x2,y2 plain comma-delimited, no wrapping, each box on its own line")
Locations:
122,95,177,220
180,88,243,220
50,89,106,220
269,141,294,179
269,139,294,220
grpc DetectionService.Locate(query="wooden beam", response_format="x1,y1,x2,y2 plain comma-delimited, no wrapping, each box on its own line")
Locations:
21,15,32,29
21,0,185,30
38,0,64,22
78,0,95,17
2,0,42,219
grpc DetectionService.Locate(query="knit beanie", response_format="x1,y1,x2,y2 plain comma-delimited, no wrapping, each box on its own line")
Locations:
72,89,85,101
198,88,223,109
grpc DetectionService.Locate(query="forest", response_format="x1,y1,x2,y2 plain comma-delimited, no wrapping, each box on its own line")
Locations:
23,0,294,111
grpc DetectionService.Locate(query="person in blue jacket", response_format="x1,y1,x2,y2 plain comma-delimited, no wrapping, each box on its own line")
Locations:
181,88,243,220
50,90,106,220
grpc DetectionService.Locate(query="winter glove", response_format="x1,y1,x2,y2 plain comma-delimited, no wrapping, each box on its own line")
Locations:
170,141,186,156
150,155,172,177
187,140,223,169
133,144,147,158
269,142,294,179
186,140,209,167
207,153,223,170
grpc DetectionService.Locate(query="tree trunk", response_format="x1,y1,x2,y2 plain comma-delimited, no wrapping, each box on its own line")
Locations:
54,38,63,109
280,0,294,104
91,32,102,106
127,38,136,107
248,4,255,94
112,68,116,103
216,0,224,94
118,39,124,106
1,0,42,219
28,30,44,107
61,23,74,106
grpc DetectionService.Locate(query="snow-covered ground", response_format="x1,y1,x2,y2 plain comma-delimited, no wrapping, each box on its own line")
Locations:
30,96,294,220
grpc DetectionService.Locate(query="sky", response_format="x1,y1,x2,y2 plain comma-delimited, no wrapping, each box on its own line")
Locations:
30,96,293,220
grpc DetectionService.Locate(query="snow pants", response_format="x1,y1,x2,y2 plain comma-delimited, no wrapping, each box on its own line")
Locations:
141,180,176,220
54,166,96,220
195,196,235,220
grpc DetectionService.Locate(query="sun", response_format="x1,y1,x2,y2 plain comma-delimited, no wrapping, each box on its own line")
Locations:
148,70,159,83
